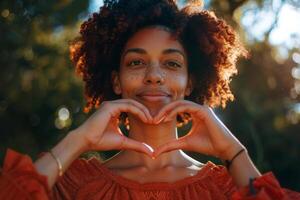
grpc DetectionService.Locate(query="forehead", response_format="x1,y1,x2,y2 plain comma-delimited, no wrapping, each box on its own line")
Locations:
123,26,185,53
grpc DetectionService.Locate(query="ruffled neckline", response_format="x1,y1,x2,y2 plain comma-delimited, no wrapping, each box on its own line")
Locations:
90,158,217,190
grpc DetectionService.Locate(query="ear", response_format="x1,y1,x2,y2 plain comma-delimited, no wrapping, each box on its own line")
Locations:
111,70,122,95
185,74,194,96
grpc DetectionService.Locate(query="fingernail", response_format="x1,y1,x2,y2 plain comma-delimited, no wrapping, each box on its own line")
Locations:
155,115,166,124
143,143,154,153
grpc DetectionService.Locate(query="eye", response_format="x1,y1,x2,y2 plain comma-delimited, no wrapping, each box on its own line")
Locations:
165,61,182,68
126,59,145,67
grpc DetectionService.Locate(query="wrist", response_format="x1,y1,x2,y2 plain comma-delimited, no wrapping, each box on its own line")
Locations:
223,148,247,169
224,148,261,186
220,143,246,161
68,129,89,156
34,130,88,186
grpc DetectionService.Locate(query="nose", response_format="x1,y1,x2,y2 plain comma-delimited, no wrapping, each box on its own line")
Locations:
143,62,165,85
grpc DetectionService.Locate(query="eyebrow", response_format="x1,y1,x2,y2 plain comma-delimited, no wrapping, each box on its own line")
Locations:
122,48,186,59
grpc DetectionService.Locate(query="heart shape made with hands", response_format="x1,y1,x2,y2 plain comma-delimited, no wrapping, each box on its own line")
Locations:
121,108,192,159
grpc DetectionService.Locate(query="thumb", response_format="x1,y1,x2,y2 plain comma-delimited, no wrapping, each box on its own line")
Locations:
153,138,186,158
121,137,154,158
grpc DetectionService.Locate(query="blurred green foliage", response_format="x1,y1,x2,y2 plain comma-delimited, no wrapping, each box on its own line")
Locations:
0,0,299,191
0,0,89,160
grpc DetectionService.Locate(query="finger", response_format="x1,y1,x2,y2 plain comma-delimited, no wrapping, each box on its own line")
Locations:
126,99,153,123
152,138,187,158
163,104,203,122
153,100,184,123
117,99,153,123
115,102,149,124
121,137,154,158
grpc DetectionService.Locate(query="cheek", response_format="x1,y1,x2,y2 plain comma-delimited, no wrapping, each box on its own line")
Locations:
122,71,142,83
120,71,143,97
169,73,188,98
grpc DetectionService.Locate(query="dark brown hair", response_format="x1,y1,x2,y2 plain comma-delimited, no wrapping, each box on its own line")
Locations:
70,0,248,125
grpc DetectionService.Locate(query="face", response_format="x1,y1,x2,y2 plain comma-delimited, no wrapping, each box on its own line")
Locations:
112,26,193,115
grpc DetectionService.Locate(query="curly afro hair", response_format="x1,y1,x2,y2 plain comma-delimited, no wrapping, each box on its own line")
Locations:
70,0,248,118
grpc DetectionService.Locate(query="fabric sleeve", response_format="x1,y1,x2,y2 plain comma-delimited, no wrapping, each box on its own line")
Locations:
51,159,87,200
230,172,300,200
209,164,238,197
0,149,51,200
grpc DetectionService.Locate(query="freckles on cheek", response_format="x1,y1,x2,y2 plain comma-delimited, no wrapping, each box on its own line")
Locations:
120,72,141,97
170,74,188,98
123,72,140,82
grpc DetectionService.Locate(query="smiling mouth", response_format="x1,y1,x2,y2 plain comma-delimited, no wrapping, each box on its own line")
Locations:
137,94,171,102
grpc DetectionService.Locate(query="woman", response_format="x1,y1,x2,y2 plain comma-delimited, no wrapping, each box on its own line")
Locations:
1,0,299,199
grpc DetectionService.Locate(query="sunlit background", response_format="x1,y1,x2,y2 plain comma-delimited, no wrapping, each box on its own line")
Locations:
0,0,299,191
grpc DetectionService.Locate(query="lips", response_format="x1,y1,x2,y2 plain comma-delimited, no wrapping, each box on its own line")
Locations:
137,90,171,101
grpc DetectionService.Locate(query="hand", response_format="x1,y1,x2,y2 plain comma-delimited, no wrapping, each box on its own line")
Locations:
152,100,245,160
74,99,155,158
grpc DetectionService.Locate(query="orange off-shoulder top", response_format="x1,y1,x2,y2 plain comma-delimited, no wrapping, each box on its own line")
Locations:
0,149,300,200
